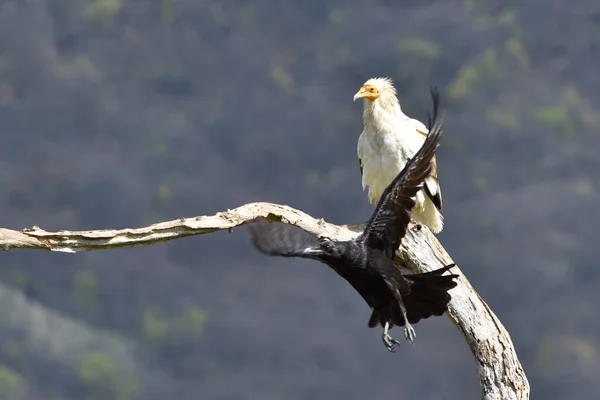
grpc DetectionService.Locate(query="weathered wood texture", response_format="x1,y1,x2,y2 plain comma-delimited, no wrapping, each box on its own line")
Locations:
0,201,529,399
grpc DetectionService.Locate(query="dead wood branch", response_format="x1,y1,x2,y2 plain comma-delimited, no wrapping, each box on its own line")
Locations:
0,201,529,399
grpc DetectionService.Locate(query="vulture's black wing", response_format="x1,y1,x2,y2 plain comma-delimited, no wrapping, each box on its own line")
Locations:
423,87,443,209
359,157,364,177
358,89,443,259
248,219,322,259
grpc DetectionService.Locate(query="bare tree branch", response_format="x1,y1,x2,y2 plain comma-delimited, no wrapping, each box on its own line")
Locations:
0,201,529,399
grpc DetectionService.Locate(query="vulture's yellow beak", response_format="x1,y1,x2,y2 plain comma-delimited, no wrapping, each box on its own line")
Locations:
353,85,379,103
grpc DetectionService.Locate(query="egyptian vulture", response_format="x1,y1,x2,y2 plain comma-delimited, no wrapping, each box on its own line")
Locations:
354,77,444,233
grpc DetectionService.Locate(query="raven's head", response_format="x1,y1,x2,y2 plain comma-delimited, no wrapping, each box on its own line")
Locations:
305,239,350,262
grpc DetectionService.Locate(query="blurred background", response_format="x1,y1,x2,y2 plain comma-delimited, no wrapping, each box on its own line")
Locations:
0,0,598,399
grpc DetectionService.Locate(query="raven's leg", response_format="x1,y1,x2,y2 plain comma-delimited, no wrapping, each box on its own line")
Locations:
381,321,401,353
385,279,418,344
398,301,416,343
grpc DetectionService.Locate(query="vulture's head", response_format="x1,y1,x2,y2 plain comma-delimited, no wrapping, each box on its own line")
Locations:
353,77,397,104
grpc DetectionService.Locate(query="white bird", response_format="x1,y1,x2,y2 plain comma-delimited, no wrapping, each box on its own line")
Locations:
353,77,444,233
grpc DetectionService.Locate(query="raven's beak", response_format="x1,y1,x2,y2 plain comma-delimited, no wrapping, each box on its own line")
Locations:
302,248,323,257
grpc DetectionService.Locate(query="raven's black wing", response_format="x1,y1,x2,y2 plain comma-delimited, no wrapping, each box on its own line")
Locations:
248,219,322,259
358,88,443,259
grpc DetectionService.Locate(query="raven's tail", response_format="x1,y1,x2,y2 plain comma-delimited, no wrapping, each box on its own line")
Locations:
367,263,458,328
400,263,459,324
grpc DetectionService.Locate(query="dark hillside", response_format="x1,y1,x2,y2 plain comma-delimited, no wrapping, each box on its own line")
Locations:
0,1,598,398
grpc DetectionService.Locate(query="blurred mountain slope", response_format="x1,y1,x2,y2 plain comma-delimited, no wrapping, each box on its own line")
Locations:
0,0,598,399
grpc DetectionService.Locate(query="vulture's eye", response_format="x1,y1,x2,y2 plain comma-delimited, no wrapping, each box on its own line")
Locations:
369,87,375,92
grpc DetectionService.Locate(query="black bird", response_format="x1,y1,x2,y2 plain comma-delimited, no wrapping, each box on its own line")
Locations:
248,88,458,352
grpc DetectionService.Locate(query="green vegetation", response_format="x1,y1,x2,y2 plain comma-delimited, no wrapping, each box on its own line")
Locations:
0,364,23,400
85,0,122,26
141,308,168,342
77,352,139,400
73,270,99,311
181,306,209,336
533,106,574,137
487,108,519,133
398,37,440,60
269,63,295,94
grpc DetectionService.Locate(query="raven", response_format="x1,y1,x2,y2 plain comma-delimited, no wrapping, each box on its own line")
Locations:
248,88,458,352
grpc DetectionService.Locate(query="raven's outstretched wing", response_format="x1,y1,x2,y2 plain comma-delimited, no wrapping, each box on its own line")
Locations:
248,219,322,259
359,88,443,259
